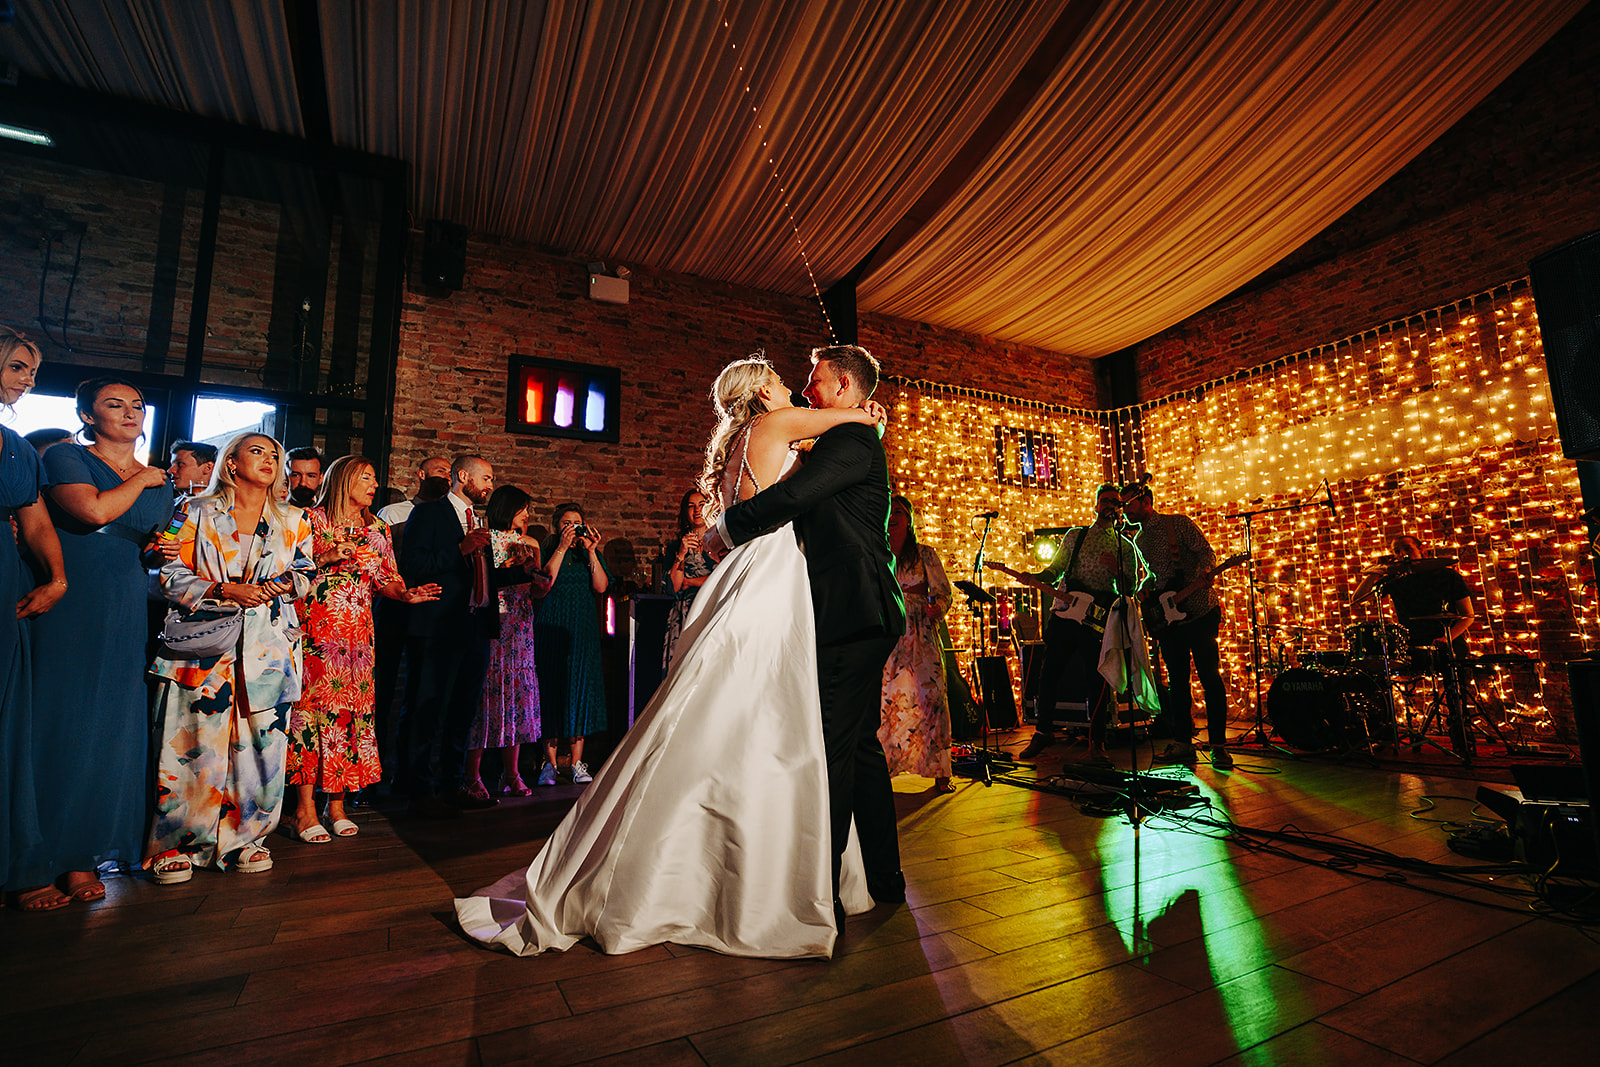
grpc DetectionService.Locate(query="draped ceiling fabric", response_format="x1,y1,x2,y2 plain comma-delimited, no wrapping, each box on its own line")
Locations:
0,0,1587,357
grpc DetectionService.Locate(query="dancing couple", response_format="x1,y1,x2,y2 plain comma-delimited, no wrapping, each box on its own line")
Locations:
456,345,907,958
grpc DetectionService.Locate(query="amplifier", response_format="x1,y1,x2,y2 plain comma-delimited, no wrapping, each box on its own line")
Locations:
1476,786,1597,878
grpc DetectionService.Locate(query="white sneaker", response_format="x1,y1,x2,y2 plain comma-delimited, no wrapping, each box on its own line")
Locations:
571,761,592,784
536,762,557,786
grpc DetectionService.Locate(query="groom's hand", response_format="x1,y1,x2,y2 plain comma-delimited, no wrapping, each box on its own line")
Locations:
700,523,727,561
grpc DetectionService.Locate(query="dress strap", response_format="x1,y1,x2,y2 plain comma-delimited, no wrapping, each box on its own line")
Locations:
738,426,762,493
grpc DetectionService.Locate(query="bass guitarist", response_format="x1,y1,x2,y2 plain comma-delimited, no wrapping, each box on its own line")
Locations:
999,484,1145,767
1121,481,1232,769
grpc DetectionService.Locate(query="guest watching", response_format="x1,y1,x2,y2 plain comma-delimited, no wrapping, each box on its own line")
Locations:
285,456,440,842
373,453,451,780
662,487,716,668
399,455,526,815
879,495,956,794
465,486,552,799
287,445,324,508
168,440,217,499
21,427,72,456
144,432,315,884
15,377,173,907
0,328,71,910
534,502,610,786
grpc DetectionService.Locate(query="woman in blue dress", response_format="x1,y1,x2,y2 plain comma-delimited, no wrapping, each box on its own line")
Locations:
1,328,70,910
533,502,609,786
18,376,173,903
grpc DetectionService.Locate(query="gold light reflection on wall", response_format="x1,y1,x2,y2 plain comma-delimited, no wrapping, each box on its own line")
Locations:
883,280,1594,733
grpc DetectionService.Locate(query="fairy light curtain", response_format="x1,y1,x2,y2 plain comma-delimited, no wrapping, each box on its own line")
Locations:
1110,281,1592,734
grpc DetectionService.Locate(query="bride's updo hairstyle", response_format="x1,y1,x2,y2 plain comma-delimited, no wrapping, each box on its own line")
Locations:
698,355,777,520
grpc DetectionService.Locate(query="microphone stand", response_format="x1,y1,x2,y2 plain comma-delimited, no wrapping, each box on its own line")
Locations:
952,513,1015,785
1226,490,1339,746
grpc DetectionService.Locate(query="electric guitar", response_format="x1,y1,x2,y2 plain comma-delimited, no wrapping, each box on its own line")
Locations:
1142,553,1248,633
982,561,1112,628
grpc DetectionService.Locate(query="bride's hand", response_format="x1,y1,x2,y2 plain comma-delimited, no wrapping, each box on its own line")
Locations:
861,400,887,424
701,524,727,561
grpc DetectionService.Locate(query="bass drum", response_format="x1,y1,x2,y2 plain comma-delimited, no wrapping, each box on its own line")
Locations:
1268,667,1380,750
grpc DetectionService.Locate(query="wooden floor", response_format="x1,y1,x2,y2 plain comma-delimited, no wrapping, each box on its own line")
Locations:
7,740,1600,1066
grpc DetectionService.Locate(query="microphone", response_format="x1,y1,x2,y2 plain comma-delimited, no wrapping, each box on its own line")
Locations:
975,510,999,519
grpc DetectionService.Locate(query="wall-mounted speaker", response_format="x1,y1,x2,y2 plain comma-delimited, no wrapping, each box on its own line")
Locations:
421,219,467,291
1530,231,1600,461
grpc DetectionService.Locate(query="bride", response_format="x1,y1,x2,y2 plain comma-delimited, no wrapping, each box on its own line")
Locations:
455,356,885,958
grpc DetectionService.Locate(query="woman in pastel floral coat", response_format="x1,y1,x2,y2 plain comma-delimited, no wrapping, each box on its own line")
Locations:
144,432,315,884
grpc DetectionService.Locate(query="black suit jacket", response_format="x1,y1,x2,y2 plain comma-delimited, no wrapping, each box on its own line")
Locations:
720,421,906,646
399,496,525,640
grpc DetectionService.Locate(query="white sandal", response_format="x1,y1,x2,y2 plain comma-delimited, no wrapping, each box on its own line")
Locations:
151,852,193,885
232,845,273,874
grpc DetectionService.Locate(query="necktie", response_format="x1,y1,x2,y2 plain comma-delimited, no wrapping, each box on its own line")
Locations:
467,507,490,610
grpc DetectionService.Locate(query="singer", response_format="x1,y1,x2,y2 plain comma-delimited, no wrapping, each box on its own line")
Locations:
1016,485,1145,767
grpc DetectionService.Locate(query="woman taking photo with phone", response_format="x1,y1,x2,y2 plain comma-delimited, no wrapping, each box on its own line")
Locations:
533,502,609,786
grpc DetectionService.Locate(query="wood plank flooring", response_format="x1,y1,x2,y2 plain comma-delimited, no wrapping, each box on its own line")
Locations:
4,744,1597,1065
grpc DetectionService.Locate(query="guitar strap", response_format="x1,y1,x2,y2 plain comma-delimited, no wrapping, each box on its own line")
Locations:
1163,515,1183,587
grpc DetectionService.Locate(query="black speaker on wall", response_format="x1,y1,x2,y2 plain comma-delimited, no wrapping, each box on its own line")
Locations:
422,219,467,291
1529,231,1600,461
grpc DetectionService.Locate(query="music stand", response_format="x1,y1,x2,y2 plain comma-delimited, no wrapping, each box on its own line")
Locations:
951,517,1019,785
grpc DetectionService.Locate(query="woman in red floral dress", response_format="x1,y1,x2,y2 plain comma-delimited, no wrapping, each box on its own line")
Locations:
285,455,439,842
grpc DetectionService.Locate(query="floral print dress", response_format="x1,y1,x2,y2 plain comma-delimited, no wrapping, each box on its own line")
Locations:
286,508,401,792
148,500,315,869
878,543,955,777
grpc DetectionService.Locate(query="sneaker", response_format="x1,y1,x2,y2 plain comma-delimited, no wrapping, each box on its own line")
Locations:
536,762,557,787
1154,742,1196,765
571,761,593,784
1211,747,1234,771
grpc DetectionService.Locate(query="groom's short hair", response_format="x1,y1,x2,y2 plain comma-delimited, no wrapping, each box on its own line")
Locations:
811,344,880,399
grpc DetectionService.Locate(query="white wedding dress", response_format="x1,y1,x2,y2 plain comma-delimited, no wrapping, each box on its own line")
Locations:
454,449,872,958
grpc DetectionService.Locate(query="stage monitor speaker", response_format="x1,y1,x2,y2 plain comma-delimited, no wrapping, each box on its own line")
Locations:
1566,656,1600,865
422,219,468,291
1529,231,1600,460
974,655,1018,729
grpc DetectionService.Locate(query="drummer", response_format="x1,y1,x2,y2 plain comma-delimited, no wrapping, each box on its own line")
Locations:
1384,535,1475,655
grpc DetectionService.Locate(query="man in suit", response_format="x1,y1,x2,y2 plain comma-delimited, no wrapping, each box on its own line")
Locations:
705,344,908,918
398,454,513,815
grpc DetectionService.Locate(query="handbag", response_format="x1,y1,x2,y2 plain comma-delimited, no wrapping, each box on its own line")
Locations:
159,598,245,658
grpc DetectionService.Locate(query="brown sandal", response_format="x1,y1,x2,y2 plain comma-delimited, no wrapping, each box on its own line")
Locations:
13,885,72,912
65,876,106,902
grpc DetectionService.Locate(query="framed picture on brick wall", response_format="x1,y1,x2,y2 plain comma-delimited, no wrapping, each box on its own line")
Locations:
505,354,622,443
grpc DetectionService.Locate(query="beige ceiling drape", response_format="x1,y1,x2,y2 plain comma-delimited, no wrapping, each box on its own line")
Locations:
856,0,1589,355
1,0,1587,356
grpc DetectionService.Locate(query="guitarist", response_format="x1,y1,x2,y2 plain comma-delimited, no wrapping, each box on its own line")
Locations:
1120,482,1231,769
1014,484,1146,767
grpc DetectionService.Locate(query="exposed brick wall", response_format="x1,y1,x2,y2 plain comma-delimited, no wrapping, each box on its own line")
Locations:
389,237,1098,584
1134,2,1600,400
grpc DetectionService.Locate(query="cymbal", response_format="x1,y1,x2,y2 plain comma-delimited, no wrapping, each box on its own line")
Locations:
1410,612,1465,620
954,580,996,605
1469,653,1536,667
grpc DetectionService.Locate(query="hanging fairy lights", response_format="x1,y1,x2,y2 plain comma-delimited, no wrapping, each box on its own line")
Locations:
882,279,1593,734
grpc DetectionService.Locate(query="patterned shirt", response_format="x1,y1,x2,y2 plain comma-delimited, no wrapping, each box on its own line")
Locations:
1129,511,1219,618
1040,523,1147,599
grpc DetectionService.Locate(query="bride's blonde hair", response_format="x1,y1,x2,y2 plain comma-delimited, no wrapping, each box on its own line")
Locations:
698,356,777,520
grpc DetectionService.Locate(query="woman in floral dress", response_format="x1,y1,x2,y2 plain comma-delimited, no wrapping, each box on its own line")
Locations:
879,495,956,793
465,486,552,799
145,433,315,883
285,455,439,841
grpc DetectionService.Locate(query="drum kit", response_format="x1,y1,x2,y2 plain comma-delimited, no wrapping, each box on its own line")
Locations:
1264,554,1481,762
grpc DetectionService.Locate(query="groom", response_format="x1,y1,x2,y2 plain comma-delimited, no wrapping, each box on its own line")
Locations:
705,344,908,918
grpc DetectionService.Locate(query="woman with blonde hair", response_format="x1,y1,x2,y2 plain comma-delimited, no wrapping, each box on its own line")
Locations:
285,455,439,842
144,432,315,883
458,354,885,959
